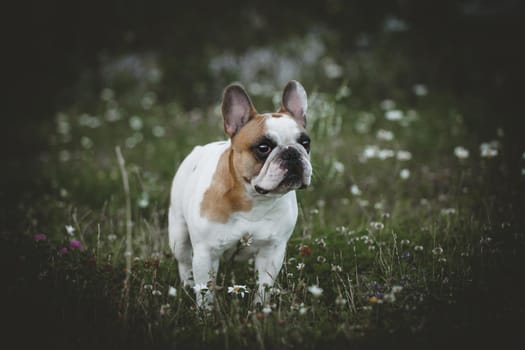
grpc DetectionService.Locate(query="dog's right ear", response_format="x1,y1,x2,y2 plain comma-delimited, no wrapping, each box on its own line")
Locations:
222,84,257,138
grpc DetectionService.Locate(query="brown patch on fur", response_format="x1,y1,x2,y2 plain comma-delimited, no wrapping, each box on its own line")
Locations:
200,148,253,223
271,113,285,118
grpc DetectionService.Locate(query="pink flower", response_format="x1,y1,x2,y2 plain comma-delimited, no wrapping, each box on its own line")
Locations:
58,247,68,255
34,233,47,241
70,239,83,250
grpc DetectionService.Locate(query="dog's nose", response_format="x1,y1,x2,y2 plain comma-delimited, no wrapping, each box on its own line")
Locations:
281,147,300,161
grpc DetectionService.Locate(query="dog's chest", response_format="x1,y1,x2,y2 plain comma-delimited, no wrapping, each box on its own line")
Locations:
206,194,297,252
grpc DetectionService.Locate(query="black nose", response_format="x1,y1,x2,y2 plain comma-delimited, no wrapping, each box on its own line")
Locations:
281,147,300,161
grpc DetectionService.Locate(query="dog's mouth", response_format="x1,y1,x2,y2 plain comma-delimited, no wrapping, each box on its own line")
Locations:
254,174,308,195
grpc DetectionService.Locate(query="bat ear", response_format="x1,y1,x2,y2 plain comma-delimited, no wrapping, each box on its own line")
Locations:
278,80,308,127
222,83,257,138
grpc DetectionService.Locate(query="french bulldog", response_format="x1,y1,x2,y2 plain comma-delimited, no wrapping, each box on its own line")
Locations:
168,80,312,307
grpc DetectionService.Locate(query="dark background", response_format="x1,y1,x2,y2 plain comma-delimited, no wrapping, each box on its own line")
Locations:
4,0,525,192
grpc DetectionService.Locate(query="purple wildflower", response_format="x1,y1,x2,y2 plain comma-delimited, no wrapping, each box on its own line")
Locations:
58,247,68,255
34,233,47,241
70,239,83,250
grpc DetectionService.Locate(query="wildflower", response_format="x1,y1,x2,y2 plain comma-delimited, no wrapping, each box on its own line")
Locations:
400,169,410,180
385,110,403,121
335,295,347,306
380,99,396,110
363,145,379,159
299,303,308,315
441,208,457,215
143,284,153,290
397,150,412,161
141,92,157,110
383,293,396,303
368,296,379,304
137,192,149,208
335,226,347,233
357,199,369,207
412,84,428,96
65,225,75,235
323,58,343,79
400,239,410,246
108,234,117,241
269,287,281,296
331,264,343,272
262,306,272,315
80,136,93,149
160,304,170,315
391,285,403,293
376,129,394,141
240,234,253,247
152,125,166,138
332,161,345,173
70,239,83,250
438,257,447,263
228,285,249,298
57,247,68,255
129,116,143,130
432,247,444,255
370,222,385,230
299,245,312,257
34,233,47,241
350,184,362,196
308,285,323,297
378,149,395,159
361,235,373,244
168,286,177,297
152,290,162,296
414,245,424,252
480,142,498,158
315,238,327,248
296,262,305,271
316,256,327,263
454,146,469,159
100,88,114,101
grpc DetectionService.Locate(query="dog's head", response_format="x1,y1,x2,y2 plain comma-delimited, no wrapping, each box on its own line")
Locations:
222,81,312,196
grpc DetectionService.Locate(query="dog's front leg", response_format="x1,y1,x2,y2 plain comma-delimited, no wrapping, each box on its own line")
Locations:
192,244,219,308
253,242,287,305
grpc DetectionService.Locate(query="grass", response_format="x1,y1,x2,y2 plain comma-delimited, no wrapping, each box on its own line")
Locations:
2,34,524,350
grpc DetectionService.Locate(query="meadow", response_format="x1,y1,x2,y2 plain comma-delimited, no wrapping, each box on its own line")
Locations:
3,21,525,350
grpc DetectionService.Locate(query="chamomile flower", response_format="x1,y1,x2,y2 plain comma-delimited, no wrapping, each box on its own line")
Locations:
227,285,249,298
240,234,253,247
308,285,324,297
168,286,177,297
454,146,469,159
65,225,75,235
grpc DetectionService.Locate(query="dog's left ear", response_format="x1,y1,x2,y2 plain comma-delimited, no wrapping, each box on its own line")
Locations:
279,80,308,128
222,83,257,138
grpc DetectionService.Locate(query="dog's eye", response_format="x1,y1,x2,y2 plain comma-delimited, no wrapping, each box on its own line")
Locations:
257,143,272,154
300,138,310,152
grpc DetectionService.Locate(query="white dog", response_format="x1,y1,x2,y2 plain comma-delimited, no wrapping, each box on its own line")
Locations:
168,81,311,306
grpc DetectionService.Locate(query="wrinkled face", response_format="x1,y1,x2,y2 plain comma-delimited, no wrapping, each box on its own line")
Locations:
231,113,312,196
